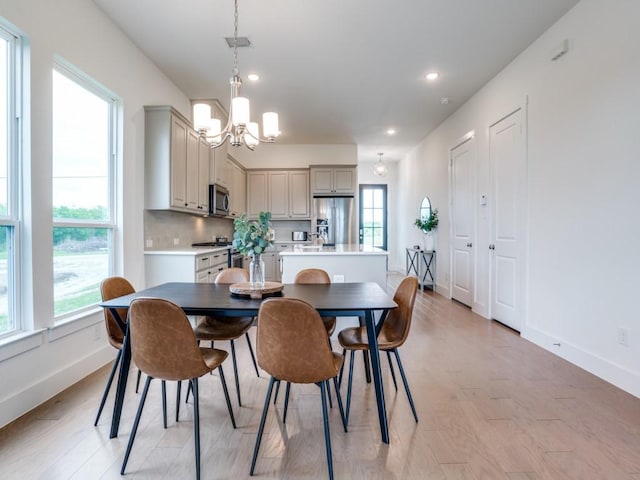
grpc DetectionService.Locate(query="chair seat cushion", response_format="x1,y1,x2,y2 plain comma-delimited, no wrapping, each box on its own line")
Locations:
194,316,254,341
200,347,229,371
337,325,402,351
323,316,337,336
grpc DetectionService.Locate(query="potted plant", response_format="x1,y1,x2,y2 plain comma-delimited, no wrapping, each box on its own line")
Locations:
232,211,274,287
414,208,438,251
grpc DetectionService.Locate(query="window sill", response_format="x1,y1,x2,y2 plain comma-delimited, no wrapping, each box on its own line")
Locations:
49,307,103,342
0,329,46,362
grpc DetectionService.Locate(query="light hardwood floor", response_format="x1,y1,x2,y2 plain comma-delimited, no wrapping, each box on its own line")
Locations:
1,273,639,479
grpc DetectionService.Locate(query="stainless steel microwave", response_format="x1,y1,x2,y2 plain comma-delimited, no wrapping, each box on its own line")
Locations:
209,184,229,217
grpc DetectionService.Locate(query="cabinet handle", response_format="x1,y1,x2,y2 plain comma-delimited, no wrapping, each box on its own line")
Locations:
467,242,473,248
489,244,495,250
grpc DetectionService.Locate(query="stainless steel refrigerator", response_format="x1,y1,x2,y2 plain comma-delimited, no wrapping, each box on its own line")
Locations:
313,196,356,246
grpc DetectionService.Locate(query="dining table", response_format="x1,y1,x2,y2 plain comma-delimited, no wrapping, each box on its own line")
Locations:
100,281,397,443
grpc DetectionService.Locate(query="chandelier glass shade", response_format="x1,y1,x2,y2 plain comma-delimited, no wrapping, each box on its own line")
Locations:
373,152,388,177
193,0,279,150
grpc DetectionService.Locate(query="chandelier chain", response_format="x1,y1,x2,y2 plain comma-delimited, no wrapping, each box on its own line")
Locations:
232,0,239,76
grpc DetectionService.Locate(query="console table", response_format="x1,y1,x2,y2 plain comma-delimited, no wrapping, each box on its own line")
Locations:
406,247,436,291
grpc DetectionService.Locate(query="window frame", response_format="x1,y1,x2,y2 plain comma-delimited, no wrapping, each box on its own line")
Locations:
51,58,119,323
359,184,388,251
0,21,23,340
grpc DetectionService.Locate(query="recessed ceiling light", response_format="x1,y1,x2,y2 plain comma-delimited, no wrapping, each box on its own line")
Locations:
425,72,439,81
247,73,260,81
386,128,396,135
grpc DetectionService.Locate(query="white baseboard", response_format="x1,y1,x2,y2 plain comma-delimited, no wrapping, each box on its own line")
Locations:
523,326,640,399
0,346,113,428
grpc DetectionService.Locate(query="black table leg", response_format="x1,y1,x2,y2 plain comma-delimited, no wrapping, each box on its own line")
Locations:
364,309,389,444
110,315,131,438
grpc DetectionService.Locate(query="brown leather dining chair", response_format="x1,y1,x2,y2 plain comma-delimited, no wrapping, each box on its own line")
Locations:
192,267,259,407
95,277,147,426
338,276,419,425
250,297,347,480
121,297,236,480
273,268,338,410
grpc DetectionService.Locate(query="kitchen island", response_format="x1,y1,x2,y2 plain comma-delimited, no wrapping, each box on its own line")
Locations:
279,244,388,288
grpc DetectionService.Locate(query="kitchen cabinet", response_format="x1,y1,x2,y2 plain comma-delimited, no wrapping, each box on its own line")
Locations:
145,249,229,287
144,106,209,214
229,159,246,218
310,166,357,195
262,251,278,281
210,102,230,188
246,170,310,219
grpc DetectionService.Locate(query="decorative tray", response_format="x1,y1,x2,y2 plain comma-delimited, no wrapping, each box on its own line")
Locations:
229,282,284,299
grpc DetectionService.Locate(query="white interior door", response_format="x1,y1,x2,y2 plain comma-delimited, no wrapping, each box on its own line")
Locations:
451,136,475,307
490,108,526,332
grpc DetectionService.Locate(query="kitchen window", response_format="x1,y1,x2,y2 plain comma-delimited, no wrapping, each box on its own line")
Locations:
0,22,22,338
52,61,118,320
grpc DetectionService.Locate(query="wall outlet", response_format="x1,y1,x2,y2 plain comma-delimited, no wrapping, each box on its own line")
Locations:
333,274,345,283
618,328,628,346
173,238,179,246
146,239,153,248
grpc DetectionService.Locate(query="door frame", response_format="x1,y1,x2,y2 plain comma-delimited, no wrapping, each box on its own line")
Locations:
359,184,388,250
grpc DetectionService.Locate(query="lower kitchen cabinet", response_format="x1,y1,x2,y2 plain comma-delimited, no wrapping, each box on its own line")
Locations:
145,249,229,287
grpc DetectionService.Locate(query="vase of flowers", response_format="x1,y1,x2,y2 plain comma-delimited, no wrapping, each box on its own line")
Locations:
232,211,274,288
414,208,439,251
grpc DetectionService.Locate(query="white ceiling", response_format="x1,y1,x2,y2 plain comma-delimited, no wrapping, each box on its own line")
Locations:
93,0,579,163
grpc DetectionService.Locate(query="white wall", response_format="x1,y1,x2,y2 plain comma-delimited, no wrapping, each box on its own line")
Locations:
0,0,191,427
397,0,640,397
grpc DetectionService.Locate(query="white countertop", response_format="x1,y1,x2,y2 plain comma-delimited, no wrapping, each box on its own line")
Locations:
144,245,230,256
279,244,387,256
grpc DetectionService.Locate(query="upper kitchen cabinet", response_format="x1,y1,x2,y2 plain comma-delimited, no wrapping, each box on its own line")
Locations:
228,158,246,218
145,106,209,214
310,166,357,195
246,170,310,219
210,102,230,188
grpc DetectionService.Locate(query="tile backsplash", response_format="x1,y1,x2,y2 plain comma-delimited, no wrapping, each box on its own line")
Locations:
144,211,313,249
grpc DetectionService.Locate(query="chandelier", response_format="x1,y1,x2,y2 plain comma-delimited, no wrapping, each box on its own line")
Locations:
193,0,279,150
373,152,388,177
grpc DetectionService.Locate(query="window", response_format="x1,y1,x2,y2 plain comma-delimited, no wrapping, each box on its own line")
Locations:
52,62,117,320
359,185,387,250
0,23,21,337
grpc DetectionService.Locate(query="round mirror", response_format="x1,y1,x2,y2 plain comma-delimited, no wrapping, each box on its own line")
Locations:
419,196,431,221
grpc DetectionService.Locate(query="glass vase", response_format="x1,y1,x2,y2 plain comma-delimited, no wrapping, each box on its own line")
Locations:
249,253,266,288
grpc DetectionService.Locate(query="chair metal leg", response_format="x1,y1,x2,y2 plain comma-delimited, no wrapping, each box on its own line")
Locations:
192,378,201,480
176,381,181,422
273,379,281,404
338,348,346,387
362,350,371,383
121,375,152,474
245,332,260,377
393,349,418,423
186,380,192,404
387,350,398,391
135,369,142,393
250,376,276,476
332,375,347,432
94,349,121,426
283,381,291,423
230,339,242,407
345,350,355,426
161,380,167,428
326,378,334,409
218,366,236,428
320,381,334,480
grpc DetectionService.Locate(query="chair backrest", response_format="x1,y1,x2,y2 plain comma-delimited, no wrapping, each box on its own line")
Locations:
215,267,249,285
380,277,419,346
294,268,331,284
257,298,339,383
100,276,135,349
128,298,212,381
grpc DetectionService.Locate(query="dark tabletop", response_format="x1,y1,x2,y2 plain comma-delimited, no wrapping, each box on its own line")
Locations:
100,282,397,316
